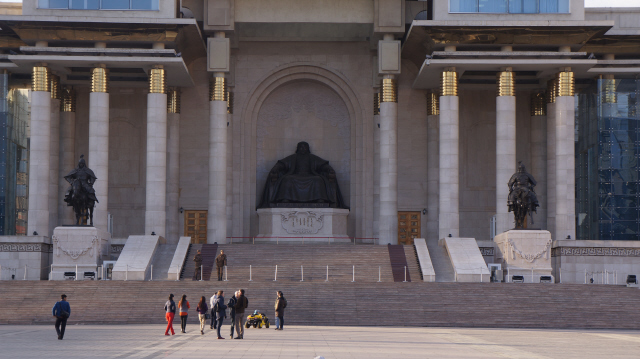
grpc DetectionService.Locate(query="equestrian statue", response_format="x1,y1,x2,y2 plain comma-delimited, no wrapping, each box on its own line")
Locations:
64,155,99,226
507,162,539,229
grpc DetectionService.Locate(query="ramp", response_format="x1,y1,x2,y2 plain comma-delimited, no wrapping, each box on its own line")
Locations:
167,237,191,280
112,235,164,280
440,237,490,282
149,243,177,281
426,238,455,282
413,238,435,282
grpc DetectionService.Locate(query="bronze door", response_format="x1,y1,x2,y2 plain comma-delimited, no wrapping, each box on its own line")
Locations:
398,211,420,245
184,210,207,244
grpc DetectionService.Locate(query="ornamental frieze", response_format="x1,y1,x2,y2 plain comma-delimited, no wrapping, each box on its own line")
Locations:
0,243,52,253
551,247,640,257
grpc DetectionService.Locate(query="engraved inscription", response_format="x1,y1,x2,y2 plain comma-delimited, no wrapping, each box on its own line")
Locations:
281,211,324,234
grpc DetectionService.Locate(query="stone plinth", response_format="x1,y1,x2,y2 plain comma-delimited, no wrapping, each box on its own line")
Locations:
494,230,553,283
51,227,109,280
0,236,51,280
256,208,350,242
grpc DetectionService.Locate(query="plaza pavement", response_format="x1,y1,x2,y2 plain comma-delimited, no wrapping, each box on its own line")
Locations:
1,324,639,358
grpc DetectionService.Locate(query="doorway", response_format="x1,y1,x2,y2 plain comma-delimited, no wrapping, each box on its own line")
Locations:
398,211,421,245
184,210,207,244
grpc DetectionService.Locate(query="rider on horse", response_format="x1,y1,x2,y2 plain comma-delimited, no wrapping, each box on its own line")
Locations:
64,155,98,210
507,162,539,228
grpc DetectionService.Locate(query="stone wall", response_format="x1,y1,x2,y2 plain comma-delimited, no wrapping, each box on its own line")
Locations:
0,236,51,280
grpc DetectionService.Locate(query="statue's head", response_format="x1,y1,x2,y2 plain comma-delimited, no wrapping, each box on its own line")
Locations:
296,141,310,155
78,155,86,169
517,161,526,173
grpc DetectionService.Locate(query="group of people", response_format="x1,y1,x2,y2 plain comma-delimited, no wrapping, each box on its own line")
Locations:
194,249,227,281
163,289,286,338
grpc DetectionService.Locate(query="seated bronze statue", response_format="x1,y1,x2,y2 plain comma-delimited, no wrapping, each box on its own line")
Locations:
258,141,348,209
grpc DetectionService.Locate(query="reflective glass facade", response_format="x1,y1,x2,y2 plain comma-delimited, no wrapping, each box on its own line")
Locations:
577,79,640,240
38,0,159,10
0,78,29,236
450,0,569,13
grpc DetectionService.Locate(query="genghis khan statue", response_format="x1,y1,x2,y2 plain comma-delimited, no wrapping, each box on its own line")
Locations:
258,141,348,209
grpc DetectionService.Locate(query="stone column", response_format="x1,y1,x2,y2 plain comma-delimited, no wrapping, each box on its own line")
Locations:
546,79,556,237
59,88,76,225
166,88,181,243
88,66,109,233
208,76,228,243
379,77,398,245
426,90,439,240
554,70,576,241
529,92,547,229
27,66,51,237
495,70,516,235
438,70,459,239
48,75,60,235
145,66,168,237
373,91,381,242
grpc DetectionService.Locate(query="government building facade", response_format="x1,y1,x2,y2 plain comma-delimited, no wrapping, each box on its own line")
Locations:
0,0,639,284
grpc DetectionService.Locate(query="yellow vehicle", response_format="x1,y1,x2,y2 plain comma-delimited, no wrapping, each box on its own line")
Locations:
245,310,270,329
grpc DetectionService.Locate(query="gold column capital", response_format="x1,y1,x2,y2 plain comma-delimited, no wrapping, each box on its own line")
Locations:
546,78,557,103
497,71,515,97
61,88,76,112
50,74,61,99
556,71,574,97
91,67,109,93
381,78,397,103
210,77,227,101
167,87,181,114
373,91,380,115
149,67,166,94
440,71,458,96
426,90,439,116
530,92,546,116
227,91,234,114
32,66,51,92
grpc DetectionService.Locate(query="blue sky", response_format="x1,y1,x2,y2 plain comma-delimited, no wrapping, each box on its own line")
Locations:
0,0,637,6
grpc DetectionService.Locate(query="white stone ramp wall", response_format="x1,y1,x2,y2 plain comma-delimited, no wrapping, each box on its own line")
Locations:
112,235,164,281
440,237,490,282
167,237,191,280
413,238,435,282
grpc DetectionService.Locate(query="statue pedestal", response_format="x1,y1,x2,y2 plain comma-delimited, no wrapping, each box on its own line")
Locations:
50,227,110,280
256,208,350,243
494,230,553,283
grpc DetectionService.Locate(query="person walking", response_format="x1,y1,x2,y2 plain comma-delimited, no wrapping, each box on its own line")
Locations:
227,291,238,338
194,249,203,280
196,296,208,335
274,291,287,331
213,290,227,339
164,293,176,336
209,291,217,330
215,250,227,281
178,294,190,333
52,294,70,340
233,289,248,339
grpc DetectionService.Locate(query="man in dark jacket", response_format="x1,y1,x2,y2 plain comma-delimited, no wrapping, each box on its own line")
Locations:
215,250,227,281
233,289,248,339
227,291,238,338
52,294,71,340
194,249,202,280
274,291,287,330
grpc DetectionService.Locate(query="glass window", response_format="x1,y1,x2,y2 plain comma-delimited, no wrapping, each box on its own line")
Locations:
71,0,99,9
450,0,478,12
48,0,70,8
132,0,159,10
101,0,130,9
479,0,507,13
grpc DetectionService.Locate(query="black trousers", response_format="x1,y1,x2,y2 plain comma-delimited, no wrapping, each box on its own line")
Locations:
216,266,223,281
55,317,67,339
180,315,188,332
210,309,217,328
229,315,235,336
194,265,202,280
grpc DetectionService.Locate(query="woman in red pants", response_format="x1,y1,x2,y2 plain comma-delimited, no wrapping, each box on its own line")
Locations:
164,293,176,335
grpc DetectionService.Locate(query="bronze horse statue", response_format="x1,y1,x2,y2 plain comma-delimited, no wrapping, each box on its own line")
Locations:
508,162,539,229
64,155,98,226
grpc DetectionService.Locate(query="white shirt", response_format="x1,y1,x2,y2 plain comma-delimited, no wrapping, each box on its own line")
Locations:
210,294,217,308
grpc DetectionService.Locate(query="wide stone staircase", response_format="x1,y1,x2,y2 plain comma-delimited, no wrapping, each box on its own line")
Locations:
2,280,640,329
194,244,404,283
